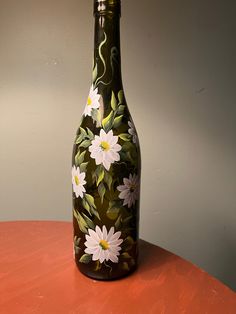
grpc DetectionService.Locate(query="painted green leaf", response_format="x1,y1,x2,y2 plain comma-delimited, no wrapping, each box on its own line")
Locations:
102,111,114,132
122,236,134,251
75,133,85,145
79,127,87,137
79,253,92,264
91,171,96,185
82,199,92,216
92,64,98,82
115,214,122,230
82,213,95,230
80,162,89,173
90,206,101,220
117,105,125,115
111,91,118,110
75,150,86,166
104,171,113,189
121,141,134,152
85,194,96,209
74,246,80,255
121,252,132,259
74,236,81,246
122,216,133,226
98,182,106,203
113,115,123,128
74,150,80,167
74,236,81,255
96,167,104,186
86,128,94,140
107,206,120,220
94,260,102,271
79,140,91,148
118,90,124,104
130,259,135,267
73,210,88,234
91,109,102,127
119,133,131,142
121,262,129,271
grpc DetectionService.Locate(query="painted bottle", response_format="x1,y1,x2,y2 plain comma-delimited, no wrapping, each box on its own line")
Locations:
72,0,141,280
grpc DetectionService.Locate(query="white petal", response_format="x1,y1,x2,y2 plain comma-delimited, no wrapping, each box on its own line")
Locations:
99,250,105,263
74,189,80,198
103,159,111,171
88,229,100,242
85,239,98,248
100,129,106,139
85,247,96,254
102,225,108,240
109,239,123,247
95,225,103,240
104,250,110,261
107,150,120,162
123,178,131,186
107,227,115,241
85,234,97,243
89,85,94,94
108,253,119,263
79,172,86,180
71,166,76,176
108,246,122,254
117,185,126,192
92,248,101,261
119,189,130,200
109,231,121,242
112,143,122,152
107,130,114,141
127,198,132,208
109,135,118,146
95,153,103,165
123,198,129,206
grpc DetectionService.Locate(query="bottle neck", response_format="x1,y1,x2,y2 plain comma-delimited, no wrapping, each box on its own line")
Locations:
92,9,123,92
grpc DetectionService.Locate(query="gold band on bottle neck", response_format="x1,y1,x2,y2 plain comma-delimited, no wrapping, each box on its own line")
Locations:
94,0,121,17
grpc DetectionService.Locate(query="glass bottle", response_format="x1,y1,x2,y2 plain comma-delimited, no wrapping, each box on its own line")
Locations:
72,0,141,280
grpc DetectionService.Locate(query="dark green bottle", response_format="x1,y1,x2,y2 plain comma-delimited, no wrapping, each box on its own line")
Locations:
72,0,141,280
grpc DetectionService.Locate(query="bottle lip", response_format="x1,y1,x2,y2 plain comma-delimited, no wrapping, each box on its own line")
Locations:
94,0,121,17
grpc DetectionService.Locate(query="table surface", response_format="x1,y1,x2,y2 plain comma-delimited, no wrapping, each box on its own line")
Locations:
0,221,235,314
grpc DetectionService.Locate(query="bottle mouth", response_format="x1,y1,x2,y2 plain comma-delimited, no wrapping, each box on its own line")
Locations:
94,0,121,17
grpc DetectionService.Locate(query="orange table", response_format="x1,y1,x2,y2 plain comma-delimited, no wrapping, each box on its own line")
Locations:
0,221,235,314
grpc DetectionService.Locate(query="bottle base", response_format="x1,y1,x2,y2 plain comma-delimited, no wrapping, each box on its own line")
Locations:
76,262,138,281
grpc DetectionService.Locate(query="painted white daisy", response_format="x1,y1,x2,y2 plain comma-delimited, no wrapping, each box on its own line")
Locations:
83,85,101,117
84,225,123,263
72,165,86,198
117,173,140,208
89,129,121,171
128,120,138,144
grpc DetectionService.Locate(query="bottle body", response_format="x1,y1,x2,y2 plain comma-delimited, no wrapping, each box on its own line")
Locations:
72,0,141,280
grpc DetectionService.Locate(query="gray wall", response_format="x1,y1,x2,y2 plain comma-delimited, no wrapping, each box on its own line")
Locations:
0,0,235,290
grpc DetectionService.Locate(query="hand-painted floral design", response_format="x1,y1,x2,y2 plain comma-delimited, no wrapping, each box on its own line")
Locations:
128,120,137,144
84,225,123,263
72,165,86,198
89,129,121,171
117,174,140,208
83,85,101,117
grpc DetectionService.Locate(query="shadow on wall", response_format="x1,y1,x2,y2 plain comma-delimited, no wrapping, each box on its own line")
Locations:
122,0,236,291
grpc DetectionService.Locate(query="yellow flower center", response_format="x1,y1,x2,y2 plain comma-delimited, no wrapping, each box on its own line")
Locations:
99,239,110,250
74,175,80,186
100,141,110,151
87,97,92,106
